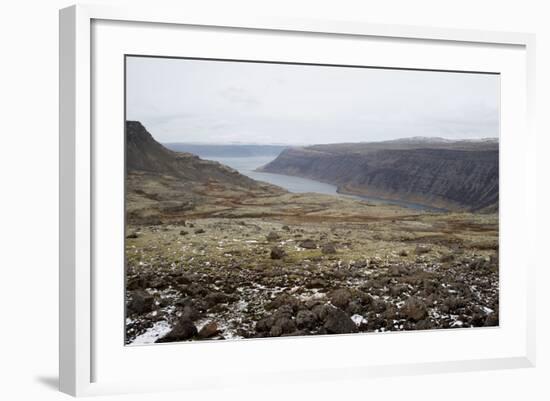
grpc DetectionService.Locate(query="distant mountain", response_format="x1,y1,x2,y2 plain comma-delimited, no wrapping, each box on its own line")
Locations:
382,136,498,146
163,143,287,158
306,137,499,153
259,138,499,212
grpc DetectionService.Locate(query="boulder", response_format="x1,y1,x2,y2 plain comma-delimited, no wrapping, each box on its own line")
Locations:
255,316,276,333
205,292,236,308
266,231,280,242
311,304,331,321
126,276,147,291
149,276,169,290
389,265,409,276
390,284,409,297
269,317,297,337
423,279,439,295
323,308,358,334
470,313,485,326
402,297,428,321
176,275,191,285
127,290,154,314
270,247,286,260
176,296,207,313
299,239,317,249
470,257,489,270
382,305,398,320
269,324,283,337
265,294,301,312
157,319,197,342
415,245,431,255
329,288,352,309
415,319,434,330
321,243,337,254
305,278,328,289
295,309,317,330
198,322,219,338
346,301,362,315
442,297,465,313
186,283,209,297
181,305,201,321
484,313,499,327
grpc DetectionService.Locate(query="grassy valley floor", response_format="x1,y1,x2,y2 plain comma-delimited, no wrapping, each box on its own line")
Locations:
125,192,498,344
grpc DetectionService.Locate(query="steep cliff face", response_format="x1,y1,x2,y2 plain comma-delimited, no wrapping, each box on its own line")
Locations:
259,140,499,212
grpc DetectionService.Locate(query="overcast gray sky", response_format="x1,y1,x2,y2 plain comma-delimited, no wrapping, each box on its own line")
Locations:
126,56,499,145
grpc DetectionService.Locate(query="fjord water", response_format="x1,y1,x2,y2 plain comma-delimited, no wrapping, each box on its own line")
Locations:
208,155,442,212
212,156,343,195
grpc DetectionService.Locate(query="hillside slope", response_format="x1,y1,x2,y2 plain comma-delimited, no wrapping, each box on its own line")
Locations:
259,139,499,212
127,121,268,188
125,121,284,224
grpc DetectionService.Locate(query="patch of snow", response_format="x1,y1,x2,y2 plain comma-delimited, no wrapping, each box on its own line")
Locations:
351,314,368,326
217,322,240,340
235,300,248,312
481,306,494,315
129,321,172,345
297,289,326,302
288,286,301,294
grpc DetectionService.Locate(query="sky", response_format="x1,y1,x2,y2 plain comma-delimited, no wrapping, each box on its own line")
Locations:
126,56,500,145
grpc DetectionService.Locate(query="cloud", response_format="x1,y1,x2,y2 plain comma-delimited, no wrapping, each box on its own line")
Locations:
219,87,261,108
126,57,499,145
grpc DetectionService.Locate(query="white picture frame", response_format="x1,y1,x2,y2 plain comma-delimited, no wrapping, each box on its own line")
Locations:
59,4,536,397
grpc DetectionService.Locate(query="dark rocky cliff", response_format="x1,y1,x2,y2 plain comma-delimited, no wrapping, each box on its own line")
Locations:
259,140,499,212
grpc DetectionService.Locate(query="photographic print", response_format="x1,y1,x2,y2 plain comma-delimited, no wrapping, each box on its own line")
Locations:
124,56,499,345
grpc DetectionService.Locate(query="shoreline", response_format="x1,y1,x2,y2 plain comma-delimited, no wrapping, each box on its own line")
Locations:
252,165,449,212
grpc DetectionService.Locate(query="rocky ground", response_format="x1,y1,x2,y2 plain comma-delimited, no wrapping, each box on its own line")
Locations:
125,197,498,344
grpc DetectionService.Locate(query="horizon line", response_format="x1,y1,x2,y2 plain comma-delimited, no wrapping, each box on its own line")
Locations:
160,136,500,147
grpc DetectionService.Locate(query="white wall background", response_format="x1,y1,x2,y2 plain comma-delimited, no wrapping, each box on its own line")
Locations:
0,0,547,400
